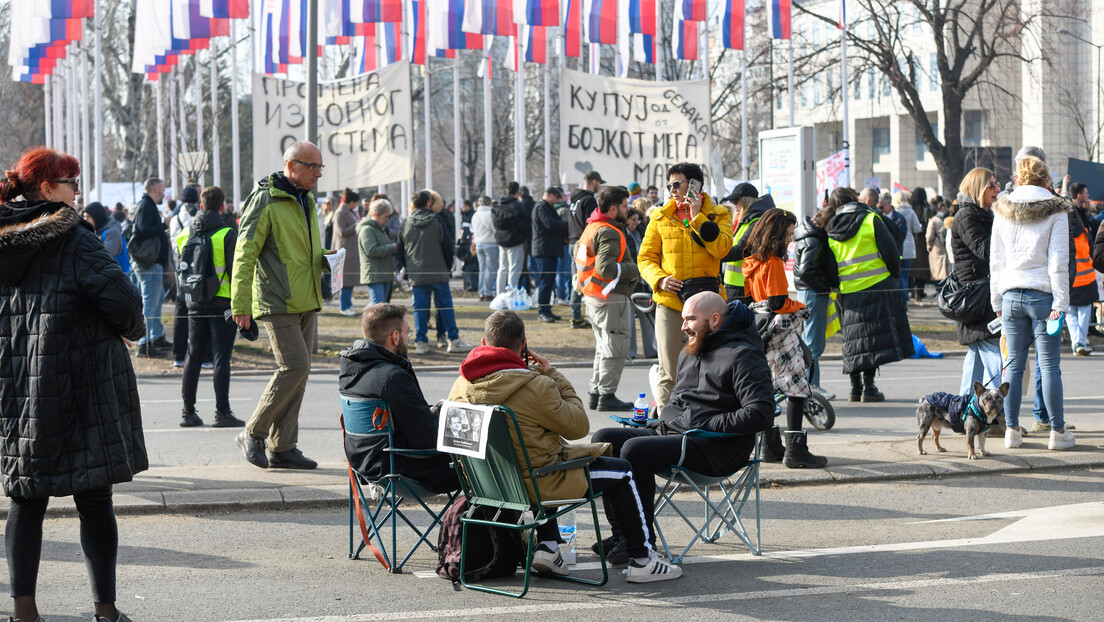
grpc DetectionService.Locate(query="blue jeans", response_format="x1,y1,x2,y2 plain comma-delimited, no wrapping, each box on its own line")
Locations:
1001,289,1063,431
367,282,392,305
476,244,499,297
556,245,571,300
131,261,164,344
959,337,1003,395
535,256,559,315
795,289,829,388
339,286,354,311
412,283,458,344
899,259,913,308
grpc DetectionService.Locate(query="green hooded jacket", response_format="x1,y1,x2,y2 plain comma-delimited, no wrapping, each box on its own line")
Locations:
231,173,325,318
356,217,396,285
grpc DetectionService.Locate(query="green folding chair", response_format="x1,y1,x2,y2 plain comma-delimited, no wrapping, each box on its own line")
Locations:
652,429,762,563
341,396,459,573
451,405,609,598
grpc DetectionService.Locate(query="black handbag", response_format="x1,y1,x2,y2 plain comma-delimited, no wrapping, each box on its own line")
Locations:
937,275,990,324
127,234,160,269
677,276,720,302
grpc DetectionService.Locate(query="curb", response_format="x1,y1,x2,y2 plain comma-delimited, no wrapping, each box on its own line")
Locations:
9,451,1100,519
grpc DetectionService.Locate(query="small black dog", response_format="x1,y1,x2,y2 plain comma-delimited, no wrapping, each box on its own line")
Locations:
916,381,1010,459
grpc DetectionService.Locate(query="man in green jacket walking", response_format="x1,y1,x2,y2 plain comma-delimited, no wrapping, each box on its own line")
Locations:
231,141,326,470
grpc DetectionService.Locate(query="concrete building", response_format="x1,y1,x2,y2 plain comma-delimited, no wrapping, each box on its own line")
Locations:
786,0,1103,197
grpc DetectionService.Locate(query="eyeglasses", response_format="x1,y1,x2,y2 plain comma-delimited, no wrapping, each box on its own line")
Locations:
667,180,685,192
291,159,325,173
55,178,79,191
987,181,1000,189
394,328,414,337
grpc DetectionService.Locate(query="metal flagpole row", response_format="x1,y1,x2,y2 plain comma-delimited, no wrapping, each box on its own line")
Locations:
156,79,166,181
93,0,103,202
543,36,551,190
740,47,749,178
44,79,52,148
787,38,795,127
171,68,181,197
211,39,221,189
483,57,493,196
80,42,91,201
839,1,851,187
231,18,242,207
177,64,188,189
195,54,205,186
453,59,462,218
424,64,433,191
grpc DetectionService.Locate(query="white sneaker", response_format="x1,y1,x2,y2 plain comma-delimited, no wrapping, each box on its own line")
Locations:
1005,427,1023,448
813,386,836,401
447,338,473,353
530,543,569,576
1048,428,1076,450
626,555,682,583
414,341,430,355
340,308,358,317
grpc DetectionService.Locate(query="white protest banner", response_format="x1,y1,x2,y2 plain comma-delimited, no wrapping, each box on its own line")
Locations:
559,69,712,191
251,61,413,193
815,149,849,203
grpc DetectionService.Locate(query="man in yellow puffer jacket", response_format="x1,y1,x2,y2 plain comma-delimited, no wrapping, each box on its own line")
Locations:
637,163,733,406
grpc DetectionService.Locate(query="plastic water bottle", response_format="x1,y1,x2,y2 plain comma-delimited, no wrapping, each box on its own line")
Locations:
558,508,577,565
633,393,649,423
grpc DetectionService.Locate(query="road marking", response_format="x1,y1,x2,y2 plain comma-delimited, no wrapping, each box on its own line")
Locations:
141,397,253,404
225,565,1104,622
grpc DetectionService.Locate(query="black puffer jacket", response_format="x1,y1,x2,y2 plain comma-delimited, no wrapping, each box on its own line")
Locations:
491,196,529,248
131,193,169,266
793,215,837,293
949,198,998,345
339,339,459,494
531,200,569,258
657,300,775,476
826,203,913,373
0,201,148,499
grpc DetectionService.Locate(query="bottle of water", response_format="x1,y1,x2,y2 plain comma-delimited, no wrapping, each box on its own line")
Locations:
633,393,649,423
558,508,577,565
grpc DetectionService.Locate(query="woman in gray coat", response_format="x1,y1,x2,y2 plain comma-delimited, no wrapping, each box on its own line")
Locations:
357,198,398,305
332,188,363,315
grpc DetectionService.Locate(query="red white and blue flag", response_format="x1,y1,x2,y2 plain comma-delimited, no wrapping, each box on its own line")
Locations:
11,1,83,83
524,24,547,62
618,0,654,69
198,0,249,19
410,0,427,64
680,0,705,21
350,0,403,24
561,0,582,57
462,0,515,36
585,0,616,45
721,0,743,50
32,1,95,19
839,0,847,29
623,0,655,35
381,21,402,65
672,17,697,60
428,0,483,51
513,0,559,27
768,0,791,40
355,24,378,72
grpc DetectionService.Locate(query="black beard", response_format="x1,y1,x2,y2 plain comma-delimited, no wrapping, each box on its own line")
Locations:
684,326,713,355
395,343,409,359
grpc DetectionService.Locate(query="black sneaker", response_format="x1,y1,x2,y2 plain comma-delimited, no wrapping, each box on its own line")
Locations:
596,394,634,411
236,431,269,468
588,392,600,409
135,343,166,358
152,336,173,350
538,314,558,323
212,411,246,428
591,535,620,556
267,448,318,470
179,410,204,427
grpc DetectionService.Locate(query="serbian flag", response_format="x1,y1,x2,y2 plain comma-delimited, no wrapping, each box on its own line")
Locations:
355,24,378,72
892,181,909,194
768,0,791,40
350,0,403,23
428,0,483,50
680,0,705,21
633,33,654,63
524,24,547,62
585,0,616,45
721,0,743,50
623,0,655,35
514,0,558,26
322,0,349,44
32,1,95,19
462,0,514,36
561,0,582,57
381,21,402,64
410,0,427,64
672,17,697,60
199,0,249,18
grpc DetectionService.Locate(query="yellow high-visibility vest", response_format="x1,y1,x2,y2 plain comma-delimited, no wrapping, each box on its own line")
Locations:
723,217,760,287
826,211,890,294
176,225,232,299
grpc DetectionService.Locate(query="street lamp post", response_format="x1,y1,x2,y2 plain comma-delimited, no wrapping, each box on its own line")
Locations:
1059,28,1103,160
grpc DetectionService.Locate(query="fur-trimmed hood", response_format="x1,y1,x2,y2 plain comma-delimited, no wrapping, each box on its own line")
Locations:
0,201,85,285
993,186,1071,223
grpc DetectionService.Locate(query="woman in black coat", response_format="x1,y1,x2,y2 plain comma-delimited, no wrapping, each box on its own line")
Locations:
0,149,146,622
950,168,1002,395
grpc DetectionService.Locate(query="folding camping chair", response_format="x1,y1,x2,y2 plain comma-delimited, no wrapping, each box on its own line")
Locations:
341,396,458,573
451,404,609,598
652,429,763,563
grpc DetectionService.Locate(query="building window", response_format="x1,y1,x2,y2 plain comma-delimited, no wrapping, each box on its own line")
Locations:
964,110,982,146
916,122,938,161
929,53,938,91
827,70,835,102
873,127,891,162
854,72,862,100
882,73,890,97
776,86,783,110
912,57,922,89
801,79,808,107
868,68,875,99
814,74,822,105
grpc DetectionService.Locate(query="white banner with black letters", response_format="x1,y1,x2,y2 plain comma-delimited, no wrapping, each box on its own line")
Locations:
251,61,413,193
559,69,712,191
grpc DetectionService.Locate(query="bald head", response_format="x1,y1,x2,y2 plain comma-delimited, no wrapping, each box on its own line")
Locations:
282,141,323,191
858,187,878,206
685,291,727,319
682,291,728,354
283,141,320,163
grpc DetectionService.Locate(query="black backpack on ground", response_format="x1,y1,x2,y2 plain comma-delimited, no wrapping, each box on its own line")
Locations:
177,228,224,305
436,496,525,585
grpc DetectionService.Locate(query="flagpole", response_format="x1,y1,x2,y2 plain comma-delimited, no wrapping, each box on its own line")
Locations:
424,63,433,191
156,79,166,181
516,49,525,186
195,54,205,186
453,58,462,218
741,48,749,178
80,42,91,201
55,74,64,154
178,64,188,185
590,42,599,74
483,55,493,196
93,0,103,201
787,38,795,127
44,79,52,148
67,52,77,162
231,18,242,207
839,1,851,188
211,39,221,189
544,37,551,189
306,0,320,145
174,68,183,192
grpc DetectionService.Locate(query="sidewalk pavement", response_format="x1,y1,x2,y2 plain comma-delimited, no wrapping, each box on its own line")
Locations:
8,416,1099,519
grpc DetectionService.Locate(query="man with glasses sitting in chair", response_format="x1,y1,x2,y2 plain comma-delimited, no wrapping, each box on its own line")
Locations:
338,303,459,493
591,291,775,562
448,310,683,583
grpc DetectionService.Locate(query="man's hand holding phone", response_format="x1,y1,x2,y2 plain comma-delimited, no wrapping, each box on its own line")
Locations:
525,347,552,374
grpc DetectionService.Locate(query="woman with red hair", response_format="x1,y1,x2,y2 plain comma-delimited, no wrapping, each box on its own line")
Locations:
0,148,146,622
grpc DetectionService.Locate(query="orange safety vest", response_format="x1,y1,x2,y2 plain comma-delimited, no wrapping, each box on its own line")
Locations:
1073,230,1095,288
574,221,626,300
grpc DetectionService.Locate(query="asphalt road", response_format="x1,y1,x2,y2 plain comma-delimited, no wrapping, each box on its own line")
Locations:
14,467,1104,621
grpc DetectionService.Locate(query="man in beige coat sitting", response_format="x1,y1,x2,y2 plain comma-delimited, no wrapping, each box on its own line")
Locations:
447,311,682,583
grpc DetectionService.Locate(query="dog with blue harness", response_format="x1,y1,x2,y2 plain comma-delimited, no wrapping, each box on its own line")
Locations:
917,381,1011,459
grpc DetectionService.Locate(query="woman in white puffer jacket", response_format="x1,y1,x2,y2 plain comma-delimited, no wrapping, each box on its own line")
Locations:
990,155,1075,451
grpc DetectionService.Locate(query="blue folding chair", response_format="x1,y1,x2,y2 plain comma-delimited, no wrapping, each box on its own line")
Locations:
341,396,459,573
652,429,762,563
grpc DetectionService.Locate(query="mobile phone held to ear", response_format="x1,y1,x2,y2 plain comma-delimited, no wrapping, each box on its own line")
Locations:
687,179,703,200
